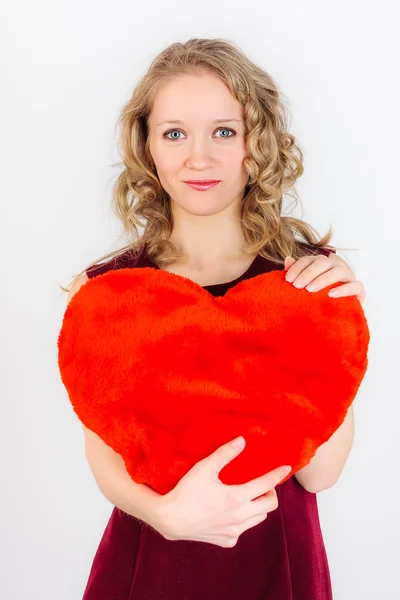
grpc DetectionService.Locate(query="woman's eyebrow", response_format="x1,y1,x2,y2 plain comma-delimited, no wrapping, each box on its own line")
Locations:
155,118,243,127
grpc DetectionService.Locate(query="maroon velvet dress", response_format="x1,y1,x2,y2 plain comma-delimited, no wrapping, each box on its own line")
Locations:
82,243,334,600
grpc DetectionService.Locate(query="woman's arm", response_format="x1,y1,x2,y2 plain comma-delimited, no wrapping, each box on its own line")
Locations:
66,275,165,531
294,404,355,493
83,424,165,530
285,252,363,493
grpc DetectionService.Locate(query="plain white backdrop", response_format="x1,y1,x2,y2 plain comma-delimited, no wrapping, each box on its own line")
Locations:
2,1,399,598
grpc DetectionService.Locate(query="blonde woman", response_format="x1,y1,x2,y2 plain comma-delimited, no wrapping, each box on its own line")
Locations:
63,38,365,600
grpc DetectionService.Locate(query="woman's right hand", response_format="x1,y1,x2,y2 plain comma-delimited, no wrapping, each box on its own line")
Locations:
156,437,291,548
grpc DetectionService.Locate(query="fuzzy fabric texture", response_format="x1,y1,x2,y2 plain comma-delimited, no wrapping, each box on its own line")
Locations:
58,266,370,495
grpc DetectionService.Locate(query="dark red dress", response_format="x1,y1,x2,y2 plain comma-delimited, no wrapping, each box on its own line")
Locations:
82,243,334,600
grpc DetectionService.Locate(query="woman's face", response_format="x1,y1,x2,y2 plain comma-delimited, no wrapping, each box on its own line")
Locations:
147,71,249,217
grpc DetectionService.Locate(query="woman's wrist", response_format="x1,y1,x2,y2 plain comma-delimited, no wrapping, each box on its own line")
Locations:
144,487,179,538
138,484,171,533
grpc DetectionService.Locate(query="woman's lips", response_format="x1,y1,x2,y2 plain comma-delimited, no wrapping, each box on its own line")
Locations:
184,181,221,191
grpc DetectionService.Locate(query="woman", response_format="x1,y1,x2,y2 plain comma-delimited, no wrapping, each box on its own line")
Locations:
63,38,365,600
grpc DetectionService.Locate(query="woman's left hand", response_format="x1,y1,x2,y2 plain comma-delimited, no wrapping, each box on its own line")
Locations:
284,253,366,304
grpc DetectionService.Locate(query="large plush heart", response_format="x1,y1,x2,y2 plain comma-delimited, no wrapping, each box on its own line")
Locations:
58,267,370,495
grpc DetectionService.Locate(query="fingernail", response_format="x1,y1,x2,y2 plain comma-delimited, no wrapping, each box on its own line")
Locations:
328,289,339,297
283,466,292,475
232,436,245,449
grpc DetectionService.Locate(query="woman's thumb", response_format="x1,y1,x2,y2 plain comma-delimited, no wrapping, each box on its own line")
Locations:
207,436,246,476
284,256,295,270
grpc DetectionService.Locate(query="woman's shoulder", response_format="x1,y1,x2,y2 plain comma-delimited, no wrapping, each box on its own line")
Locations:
65,244,146,308
86,244,147,280
67,272,89,307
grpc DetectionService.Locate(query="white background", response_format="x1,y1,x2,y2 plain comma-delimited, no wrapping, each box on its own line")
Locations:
2,1,399,598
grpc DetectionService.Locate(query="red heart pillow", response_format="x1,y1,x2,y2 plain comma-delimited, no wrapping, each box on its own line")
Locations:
58,267,369,495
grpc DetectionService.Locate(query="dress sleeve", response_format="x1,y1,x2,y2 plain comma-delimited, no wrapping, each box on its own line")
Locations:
316,246,336,257
297,242,337,258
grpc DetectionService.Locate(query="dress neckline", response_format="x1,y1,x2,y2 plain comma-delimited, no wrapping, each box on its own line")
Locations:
145,251,262,289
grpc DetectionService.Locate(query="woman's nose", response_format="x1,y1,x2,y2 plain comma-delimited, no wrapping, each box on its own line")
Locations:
185,139,213,166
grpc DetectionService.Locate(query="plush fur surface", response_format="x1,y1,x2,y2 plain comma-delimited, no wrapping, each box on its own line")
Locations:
58,267,370,495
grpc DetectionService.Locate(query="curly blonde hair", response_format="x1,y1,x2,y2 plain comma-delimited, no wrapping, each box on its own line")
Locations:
61,37,340,294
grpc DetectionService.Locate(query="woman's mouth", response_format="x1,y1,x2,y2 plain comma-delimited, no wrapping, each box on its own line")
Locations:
183,181,221,191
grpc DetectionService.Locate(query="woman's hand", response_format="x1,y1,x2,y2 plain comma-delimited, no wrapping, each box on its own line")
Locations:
155,437,291,548
284,253,366,303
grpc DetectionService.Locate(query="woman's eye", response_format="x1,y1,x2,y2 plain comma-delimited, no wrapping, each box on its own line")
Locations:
163,127,236,141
